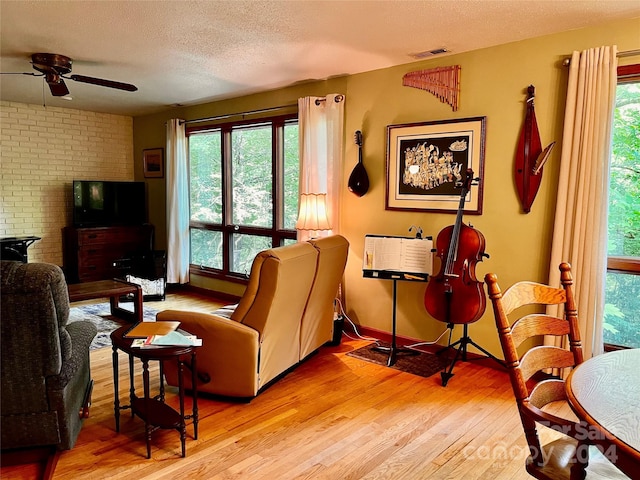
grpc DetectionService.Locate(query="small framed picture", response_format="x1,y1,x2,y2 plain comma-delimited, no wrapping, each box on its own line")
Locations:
143,148,164,178
386,117,486,214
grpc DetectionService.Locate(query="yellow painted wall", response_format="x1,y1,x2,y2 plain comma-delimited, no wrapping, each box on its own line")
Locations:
134,17,640,356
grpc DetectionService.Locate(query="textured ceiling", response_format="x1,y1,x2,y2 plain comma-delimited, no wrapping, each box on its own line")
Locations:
1,0,639,117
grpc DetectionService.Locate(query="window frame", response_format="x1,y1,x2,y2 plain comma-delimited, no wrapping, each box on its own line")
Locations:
604,63,640,350
607,63,640,278
186,113,299,283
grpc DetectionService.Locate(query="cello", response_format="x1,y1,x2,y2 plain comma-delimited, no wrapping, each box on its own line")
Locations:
424,168,487,325
424,169,501,386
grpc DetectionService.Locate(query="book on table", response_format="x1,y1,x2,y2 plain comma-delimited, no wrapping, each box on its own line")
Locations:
149,331,202,346
123,320,180,338
131,330,203,348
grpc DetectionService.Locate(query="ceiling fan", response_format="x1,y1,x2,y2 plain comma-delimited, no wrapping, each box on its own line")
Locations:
3,53,137,97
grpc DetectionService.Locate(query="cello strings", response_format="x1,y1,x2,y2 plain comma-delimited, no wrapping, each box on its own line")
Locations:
445,195,466,276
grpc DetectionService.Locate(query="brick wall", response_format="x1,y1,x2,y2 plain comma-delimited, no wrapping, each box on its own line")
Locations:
0,101,134,265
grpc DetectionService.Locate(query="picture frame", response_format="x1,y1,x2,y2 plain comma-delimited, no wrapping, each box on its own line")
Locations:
143,148,164,178
386,116,486,214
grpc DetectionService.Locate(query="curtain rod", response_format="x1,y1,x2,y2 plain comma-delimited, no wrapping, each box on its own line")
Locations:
181,94,344,125
314,94,344,105
181,104,296,125
562,48,640,67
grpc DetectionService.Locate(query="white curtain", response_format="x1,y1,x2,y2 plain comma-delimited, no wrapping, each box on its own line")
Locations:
548,46,618,358
166,118,190,284
297,94,345,241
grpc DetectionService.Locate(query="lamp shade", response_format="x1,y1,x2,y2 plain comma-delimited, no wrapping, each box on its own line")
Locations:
296,193,331,231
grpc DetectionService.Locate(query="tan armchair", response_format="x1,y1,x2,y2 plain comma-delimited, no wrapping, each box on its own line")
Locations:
158,235,349,399
159,242,319,398
300,235,349,360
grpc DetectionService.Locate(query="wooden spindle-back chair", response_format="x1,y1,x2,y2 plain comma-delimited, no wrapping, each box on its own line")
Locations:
485,263,627,480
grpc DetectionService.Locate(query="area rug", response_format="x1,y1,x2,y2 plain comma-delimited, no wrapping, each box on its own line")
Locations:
68,302,158,350
346,343,449,379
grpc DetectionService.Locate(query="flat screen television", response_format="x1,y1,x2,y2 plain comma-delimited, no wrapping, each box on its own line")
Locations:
73,180,146,227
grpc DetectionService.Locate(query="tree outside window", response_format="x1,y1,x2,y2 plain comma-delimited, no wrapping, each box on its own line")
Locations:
604,65,640,349
188,115,299,280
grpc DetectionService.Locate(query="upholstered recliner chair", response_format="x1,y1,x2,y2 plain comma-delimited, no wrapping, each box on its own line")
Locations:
159,235,349,399
300,235,349,360
1,261,97,455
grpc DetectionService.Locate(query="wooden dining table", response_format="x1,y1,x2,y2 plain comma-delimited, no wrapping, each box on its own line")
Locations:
566,348,640,478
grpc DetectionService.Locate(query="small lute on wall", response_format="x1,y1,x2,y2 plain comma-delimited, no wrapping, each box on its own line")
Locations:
348,130,369,197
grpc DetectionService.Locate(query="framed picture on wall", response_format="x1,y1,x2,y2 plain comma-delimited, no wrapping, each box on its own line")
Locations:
143,148,164,178
386,116,486,214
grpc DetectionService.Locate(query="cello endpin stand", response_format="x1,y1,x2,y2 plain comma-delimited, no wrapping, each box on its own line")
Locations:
436,323,504,387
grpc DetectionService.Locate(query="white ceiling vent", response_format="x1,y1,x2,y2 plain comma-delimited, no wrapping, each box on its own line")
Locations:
409,48,449,59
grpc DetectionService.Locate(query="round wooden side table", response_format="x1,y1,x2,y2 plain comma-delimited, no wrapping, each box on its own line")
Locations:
110,325,199,458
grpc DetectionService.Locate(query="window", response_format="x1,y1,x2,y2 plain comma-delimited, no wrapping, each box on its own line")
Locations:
604,64,640,349
188,114,299,281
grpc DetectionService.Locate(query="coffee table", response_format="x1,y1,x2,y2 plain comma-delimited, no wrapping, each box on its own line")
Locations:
68,279,143,323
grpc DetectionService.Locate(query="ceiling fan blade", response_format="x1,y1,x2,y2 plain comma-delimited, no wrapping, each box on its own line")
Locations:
69,74,137,92
0,72,41,77
48,77,70,96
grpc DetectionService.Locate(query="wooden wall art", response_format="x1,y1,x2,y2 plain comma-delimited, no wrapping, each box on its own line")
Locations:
514,85,555,213
402,65,461,111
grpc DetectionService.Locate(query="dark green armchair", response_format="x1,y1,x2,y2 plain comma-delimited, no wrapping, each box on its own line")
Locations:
1,261,97,454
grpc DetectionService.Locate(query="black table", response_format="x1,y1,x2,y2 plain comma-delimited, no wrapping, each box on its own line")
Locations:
110,325,199,458
0,236,41,262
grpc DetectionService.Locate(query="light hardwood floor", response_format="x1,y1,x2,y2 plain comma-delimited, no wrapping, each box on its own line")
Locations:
1,290,563,480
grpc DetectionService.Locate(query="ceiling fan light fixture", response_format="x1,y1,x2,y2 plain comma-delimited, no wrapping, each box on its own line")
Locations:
44,75,70,96
45,72,61,84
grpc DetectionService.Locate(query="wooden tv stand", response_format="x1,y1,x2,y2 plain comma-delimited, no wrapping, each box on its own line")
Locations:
63,225,154,283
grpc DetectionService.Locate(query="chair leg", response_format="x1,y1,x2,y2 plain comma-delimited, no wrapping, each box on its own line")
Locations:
80,379,94,419
42,449,61,480
569,440,589,480
1,446,61,480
